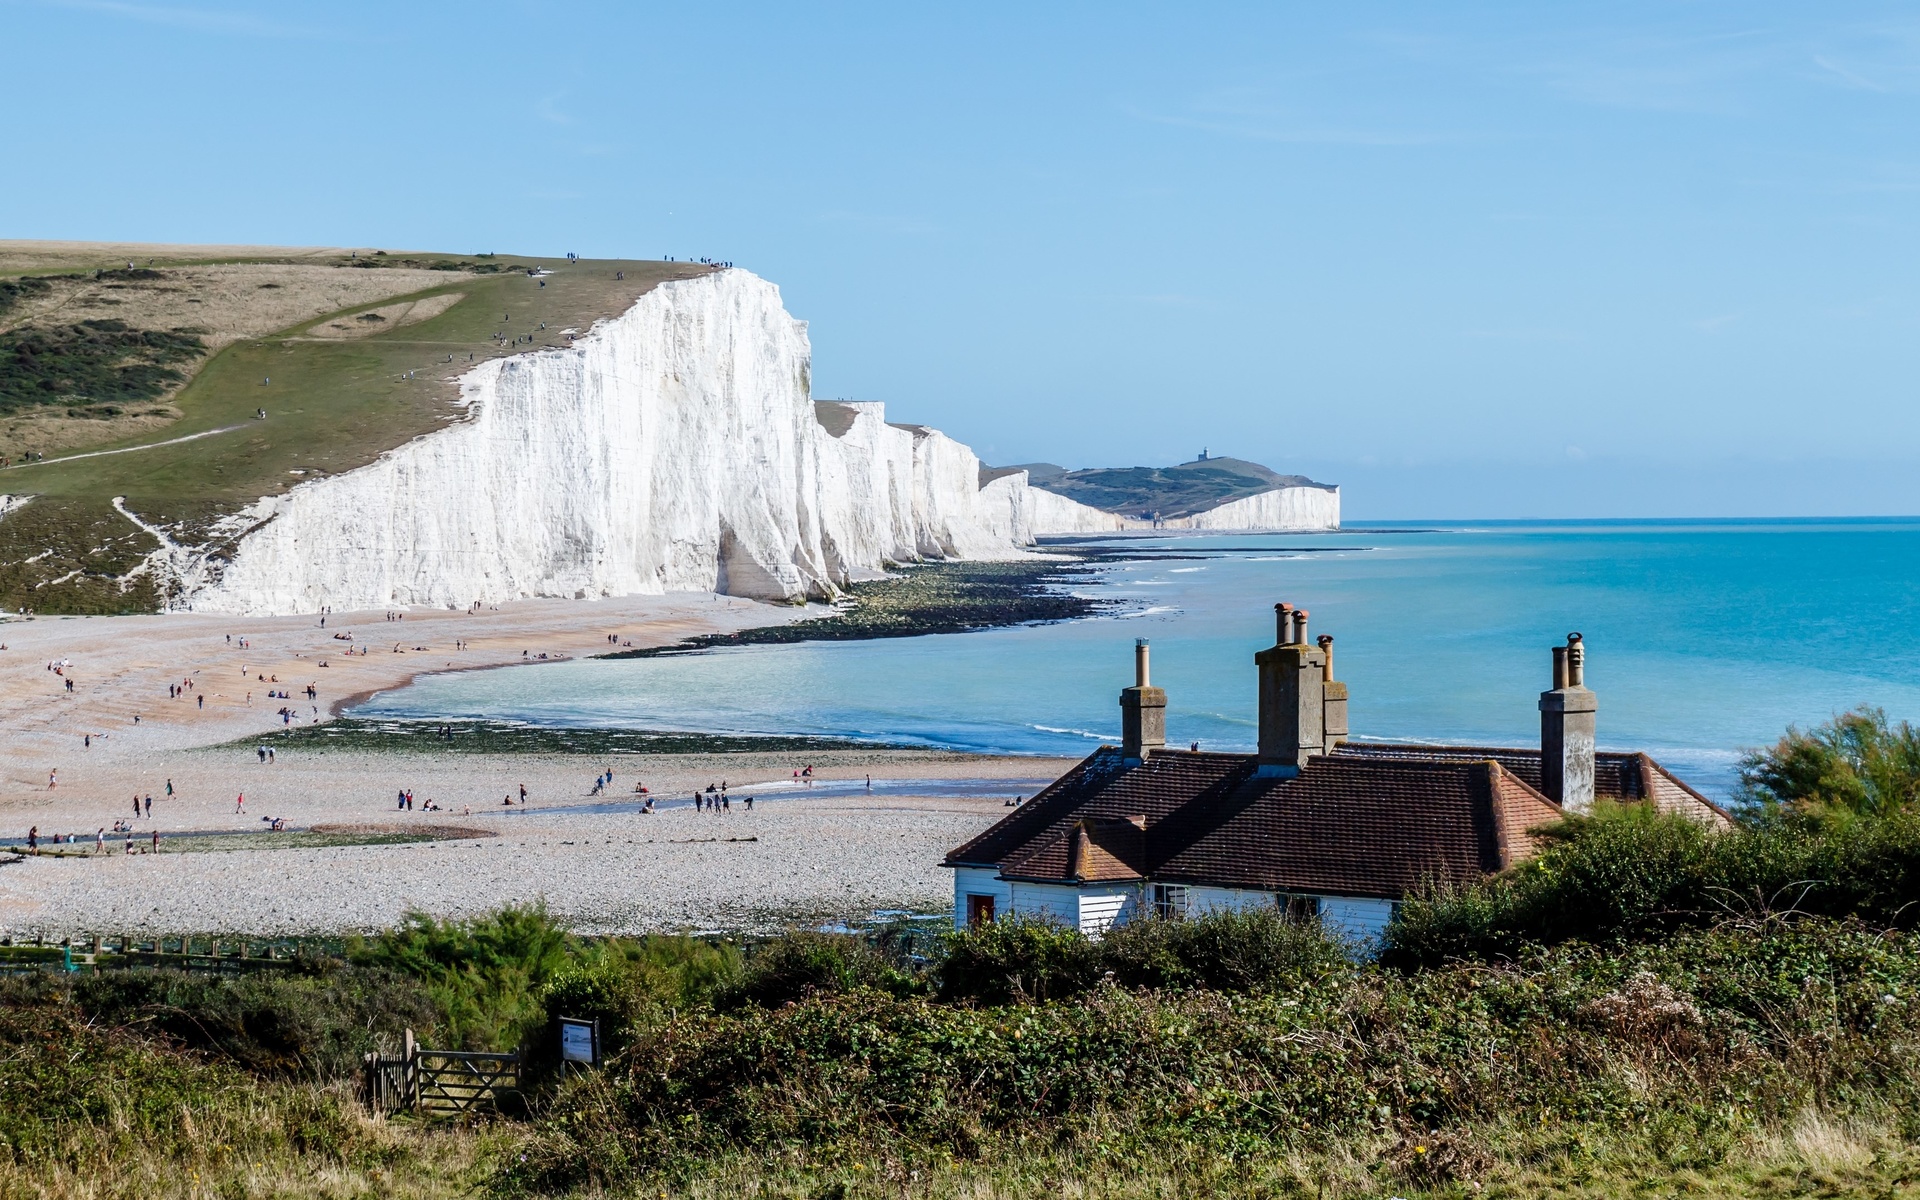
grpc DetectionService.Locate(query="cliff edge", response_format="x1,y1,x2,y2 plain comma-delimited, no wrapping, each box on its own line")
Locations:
176,271,1121,615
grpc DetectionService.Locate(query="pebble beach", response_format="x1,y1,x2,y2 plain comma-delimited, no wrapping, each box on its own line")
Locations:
0,595,1070,937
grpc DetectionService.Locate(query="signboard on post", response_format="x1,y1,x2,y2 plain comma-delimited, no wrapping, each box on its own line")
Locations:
558,1017,598,1066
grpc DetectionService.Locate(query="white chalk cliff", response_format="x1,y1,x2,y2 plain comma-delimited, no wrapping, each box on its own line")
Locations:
155,269,1333,616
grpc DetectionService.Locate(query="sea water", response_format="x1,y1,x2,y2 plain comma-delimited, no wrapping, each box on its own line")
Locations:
358,519,1920,800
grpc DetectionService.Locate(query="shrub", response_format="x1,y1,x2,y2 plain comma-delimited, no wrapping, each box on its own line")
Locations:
1383,804,1920,966
1739,706,1920,821
501,919,1920,1191
934,916,1102,1004
1101,908,1351,992
0,319,204,414
719,931,915,1009
349,905,573,1050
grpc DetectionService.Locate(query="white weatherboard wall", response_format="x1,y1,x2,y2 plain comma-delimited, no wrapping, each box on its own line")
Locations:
1184,886,1395,946
1007,882,1137,936
177,271,1119,616
948,873,1387,944
951,867,1013,930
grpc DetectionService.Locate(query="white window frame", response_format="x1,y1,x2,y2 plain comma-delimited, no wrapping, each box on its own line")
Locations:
1151,883,1190,920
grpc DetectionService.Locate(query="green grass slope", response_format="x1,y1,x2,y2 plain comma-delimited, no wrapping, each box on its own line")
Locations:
0,248,710,613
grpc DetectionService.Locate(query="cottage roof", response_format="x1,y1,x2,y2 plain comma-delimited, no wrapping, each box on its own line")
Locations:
1331,742,1730,825
946,746,1567,899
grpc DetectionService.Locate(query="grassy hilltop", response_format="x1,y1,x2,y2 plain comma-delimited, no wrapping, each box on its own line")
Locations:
1003,455,1334,520
0,242,711,614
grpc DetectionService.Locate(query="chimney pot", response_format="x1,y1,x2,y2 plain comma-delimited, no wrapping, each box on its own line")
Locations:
1120,641,1167,762
1540,633,1596,811
1275,603,1294,645
1316,634,1334,681
1256,605,1327,774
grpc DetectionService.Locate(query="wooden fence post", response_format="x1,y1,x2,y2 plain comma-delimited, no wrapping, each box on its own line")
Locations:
403,1028,418,1111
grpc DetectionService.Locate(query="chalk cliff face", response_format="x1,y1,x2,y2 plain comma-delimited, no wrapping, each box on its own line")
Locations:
1168,485,1340,531
1021,481,1340,534
166,269,1337,617
184,271,1122,616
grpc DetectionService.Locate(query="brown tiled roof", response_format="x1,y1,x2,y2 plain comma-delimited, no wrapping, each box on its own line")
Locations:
1333,742,1730,826
946,748,1566,900
945,750,1250,869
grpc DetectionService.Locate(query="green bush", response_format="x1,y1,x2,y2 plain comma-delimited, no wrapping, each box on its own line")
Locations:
719,931,916,1009
349,905,574,1050
500,919,1920,1191
1101,908,1351,992
1383,804,1920,966
0,1002,383,1168
0,964,436,1081
935,916,1103,1004
1740,706,1920,820
0,319,204,414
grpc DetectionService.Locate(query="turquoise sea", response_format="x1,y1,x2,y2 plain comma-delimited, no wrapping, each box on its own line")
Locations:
359,520,1920,801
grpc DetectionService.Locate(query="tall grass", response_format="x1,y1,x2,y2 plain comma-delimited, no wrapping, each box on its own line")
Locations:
501,917,1920,1194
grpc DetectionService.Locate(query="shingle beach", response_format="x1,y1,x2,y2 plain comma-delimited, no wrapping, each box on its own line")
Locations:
0,595,1068,936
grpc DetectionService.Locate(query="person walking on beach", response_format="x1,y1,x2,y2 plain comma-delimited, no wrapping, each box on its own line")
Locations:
95,828,104,854
165,779,173,797
151,830,159,853
235,792,245,815
26,826,36,851
519,784,527,804
132,795,140,819
143,794,151,818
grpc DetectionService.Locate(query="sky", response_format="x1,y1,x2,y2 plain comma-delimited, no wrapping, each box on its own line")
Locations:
6,1,1920,518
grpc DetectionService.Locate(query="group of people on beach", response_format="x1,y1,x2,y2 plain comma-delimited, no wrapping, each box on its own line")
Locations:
395,789,449,812
691,782,752,813
26,824,160,855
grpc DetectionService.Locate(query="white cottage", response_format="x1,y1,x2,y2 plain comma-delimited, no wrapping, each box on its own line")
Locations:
944,604,1726,939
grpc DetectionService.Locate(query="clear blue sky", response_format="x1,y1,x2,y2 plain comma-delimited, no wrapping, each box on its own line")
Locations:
7,2,1919,518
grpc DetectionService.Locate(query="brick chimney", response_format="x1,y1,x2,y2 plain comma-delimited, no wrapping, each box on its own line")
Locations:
1256,603,1325,777
1539,632,1596,811
1119,638,1166,764
1317,633,1348,754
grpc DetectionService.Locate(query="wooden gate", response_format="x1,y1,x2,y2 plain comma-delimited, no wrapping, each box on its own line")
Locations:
415,1048,520,1116
362,1028,519,1118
